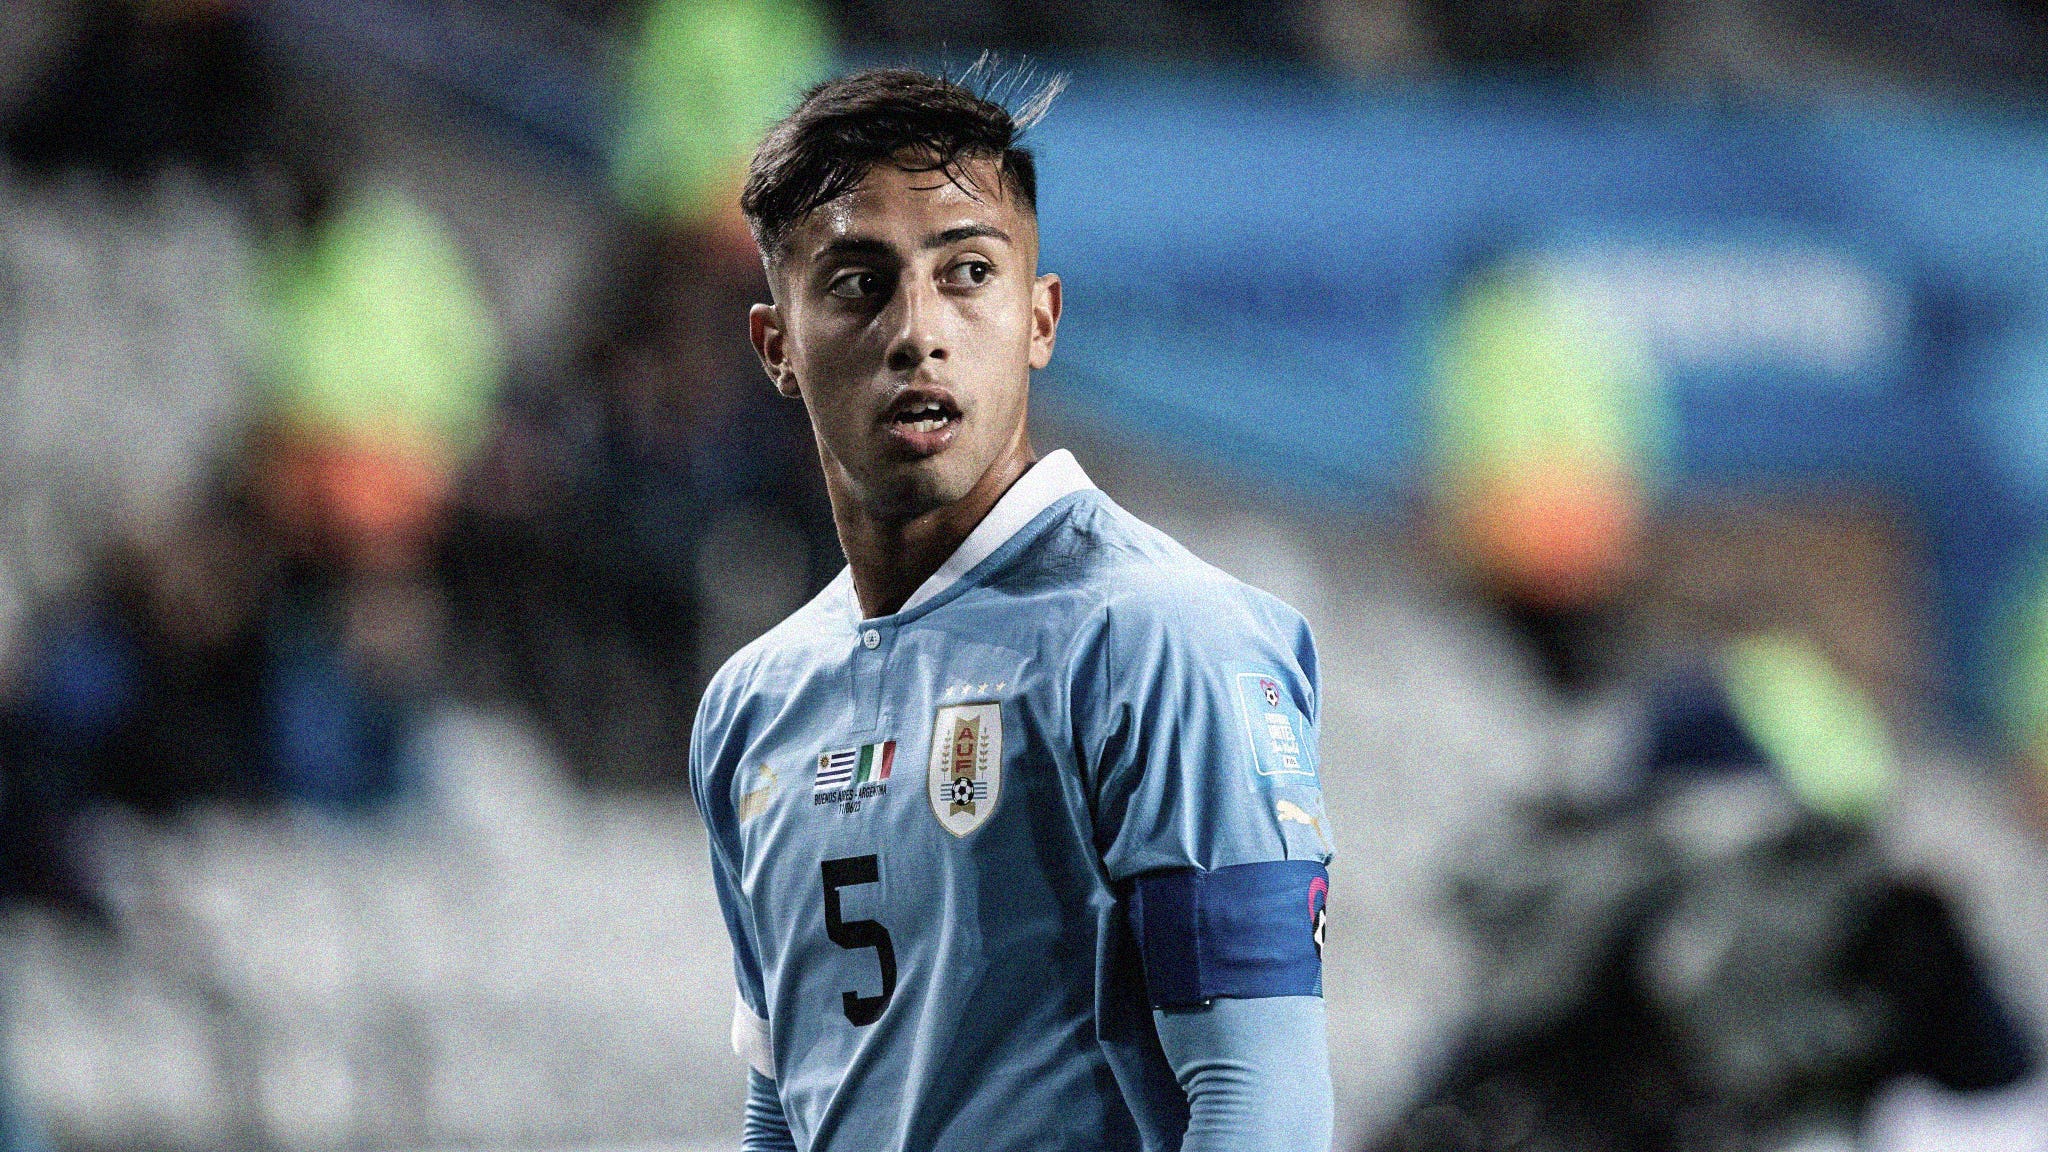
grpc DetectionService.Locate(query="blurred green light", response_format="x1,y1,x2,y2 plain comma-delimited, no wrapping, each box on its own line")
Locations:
1722,632,1897,822
262,188,501,456
611,0,832,225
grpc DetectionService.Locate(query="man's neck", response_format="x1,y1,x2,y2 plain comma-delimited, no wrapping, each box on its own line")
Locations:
835,444,1036,620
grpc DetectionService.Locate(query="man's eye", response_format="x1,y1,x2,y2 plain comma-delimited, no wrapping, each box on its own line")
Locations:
944,260,991,287
828,271,884,299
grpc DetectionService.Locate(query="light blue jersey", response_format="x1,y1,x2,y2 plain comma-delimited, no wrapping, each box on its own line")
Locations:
691,451,1334,1151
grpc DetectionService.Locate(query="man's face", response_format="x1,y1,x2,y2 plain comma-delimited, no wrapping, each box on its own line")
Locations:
750,157,1061,522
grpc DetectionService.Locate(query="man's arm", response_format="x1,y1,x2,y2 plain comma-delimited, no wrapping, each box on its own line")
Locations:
689,674,788,1150
1128,859,1334,1152
743,1070,798,1152
1155,997,1332,1152
1073,582,1338,1150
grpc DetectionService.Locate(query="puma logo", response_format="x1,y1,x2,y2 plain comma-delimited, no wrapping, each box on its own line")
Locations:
1276,799,1329,848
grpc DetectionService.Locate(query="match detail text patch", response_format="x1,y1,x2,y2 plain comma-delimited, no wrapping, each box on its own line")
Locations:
1233,671,1318,787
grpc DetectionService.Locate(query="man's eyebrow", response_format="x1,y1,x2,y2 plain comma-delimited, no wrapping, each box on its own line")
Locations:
813,236,896,262
811,225,1013,263
922,224,1011,250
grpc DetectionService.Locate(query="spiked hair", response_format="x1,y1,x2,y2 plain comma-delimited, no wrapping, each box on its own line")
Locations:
741,61,1063,262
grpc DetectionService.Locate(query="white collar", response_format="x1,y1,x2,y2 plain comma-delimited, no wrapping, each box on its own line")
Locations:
894,449,1095,616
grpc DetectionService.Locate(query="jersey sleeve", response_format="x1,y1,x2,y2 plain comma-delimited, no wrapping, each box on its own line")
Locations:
742,1069,798,1151
688,665,776,1078
1070,576,1335,1008
1153,996,1333,1152
1074,576,1334,879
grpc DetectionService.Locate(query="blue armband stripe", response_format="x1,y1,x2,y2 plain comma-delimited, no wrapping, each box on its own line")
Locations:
1128,860,1328,1010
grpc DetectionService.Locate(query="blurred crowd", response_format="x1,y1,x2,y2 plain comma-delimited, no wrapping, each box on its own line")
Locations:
0,2,2042,1151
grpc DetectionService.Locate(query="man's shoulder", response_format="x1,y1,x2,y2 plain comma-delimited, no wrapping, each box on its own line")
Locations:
1019,492,1312,643
966,487,1318,676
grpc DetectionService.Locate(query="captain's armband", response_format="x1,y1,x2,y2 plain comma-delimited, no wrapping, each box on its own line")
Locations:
1127,860,1329,1011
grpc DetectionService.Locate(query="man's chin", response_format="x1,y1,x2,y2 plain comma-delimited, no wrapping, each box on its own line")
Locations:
859,455,979,523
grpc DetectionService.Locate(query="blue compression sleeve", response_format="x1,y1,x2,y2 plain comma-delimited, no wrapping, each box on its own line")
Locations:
1153,996,1333,1152
742,1070,797,1152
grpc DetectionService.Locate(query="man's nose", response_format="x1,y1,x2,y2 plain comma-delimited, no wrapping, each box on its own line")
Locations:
883,277,948,373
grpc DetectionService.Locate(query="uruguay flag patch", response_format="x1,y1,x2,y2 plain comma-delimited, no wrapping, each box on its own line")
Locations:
815,741,894,794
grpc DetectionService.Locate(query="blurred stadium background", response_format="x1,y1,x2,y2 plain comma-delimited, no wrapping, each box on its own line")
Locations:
0,1,2046,1150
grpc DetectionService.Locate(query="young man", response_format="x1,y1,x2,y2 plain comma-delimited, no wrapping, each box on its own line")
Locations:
691,68,1335,1151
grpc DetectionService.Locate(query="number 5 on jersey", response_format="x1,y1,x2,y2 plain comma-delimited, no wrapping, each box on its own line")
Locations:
821,855,896,1025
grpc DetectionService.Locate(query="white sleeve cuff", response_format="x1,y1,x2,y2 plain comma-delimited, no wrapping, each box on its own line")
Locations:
731,993,775,1079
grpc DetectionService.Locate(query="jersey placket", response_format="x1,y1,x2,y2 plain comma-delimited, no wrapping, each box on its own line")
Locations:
851,621,893,738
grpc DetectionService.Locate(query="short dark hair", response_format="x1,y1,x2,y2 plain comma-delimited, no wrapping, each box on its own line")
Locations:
741,64,1063,262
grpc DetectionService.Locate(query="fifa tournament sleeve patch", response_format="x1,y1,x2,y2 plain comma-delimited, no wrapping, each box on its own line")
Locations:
1128,860,1329,1010
1233,671,1318,788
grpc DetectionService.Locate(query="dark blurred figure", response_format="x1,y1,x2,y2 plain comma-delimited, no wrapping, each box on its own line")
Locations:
0,449,429,1151
0,335,463,824
423,0,839,789
446,225,837,789
0,0,429,867
0,11,317,1147
1370,713,2035,1152
824,0,1302,61
2,0,334,228
1418,0,1652,75
0,471,422,820
1795,0,2048,94
5,0,270,179
1378,255,2038,1150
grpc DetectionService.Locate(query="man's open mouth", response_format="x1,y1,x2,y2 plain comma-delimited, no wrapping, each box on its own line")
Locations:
892,399,957,433
882,391,963,456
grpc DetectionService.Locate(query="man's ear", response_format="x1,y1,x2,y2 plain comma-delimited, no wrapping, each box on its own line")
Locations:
750,302,801,398
1029,272,1061,370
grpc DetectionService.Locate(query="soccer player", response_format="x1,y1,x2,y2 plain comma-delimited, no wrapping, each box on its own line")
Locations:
691,67,1336,1151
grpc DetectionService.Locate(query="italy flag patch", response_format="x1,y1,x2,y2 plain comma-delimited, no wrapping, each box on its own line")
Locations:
815,741,895,794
